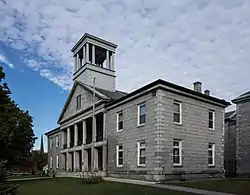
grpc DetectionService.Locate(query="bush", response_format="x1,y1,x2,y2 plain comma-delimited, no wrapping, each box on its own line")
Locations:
0,184,19,195
0,161,7,182
81,176,104,184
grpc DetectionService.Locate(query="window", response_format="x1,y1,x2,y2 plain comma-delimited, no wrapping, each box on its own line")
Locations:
49,138,53,149
208,143,215,166
76,95,81,110
173,140,182,166
138,104,146,126
209,110,215,129
116,145,123,167
173,101,182,124
50,156,53,168
117,111,124,131
56,155,59,168
137,141,146,166
56,136,59,147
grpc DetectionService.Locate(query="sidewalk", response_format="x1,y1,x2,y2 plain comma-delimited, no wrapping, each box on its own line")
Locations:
104,177,236,195
7,176,51,182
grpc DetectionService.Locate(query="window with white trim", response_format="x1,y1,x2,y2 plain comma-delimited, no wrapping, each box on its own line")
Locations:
173,101,182,124
50,156,53,168
56,136,59,147
49,138,53,149
76,95,81,110
173,140,182,166
116,145,123,167
137,140,146,166
117,111,124,131
208,143,215,166
138,104,146,126
56,155,59,168
208,110,215,129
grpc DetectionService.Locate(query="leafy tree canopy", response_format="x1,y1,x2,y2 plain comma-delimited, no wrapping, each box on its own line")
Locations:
0,66,37,169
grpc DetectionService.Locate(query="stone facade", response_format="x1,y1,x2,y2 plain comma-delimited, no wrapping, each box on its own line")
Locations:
236,101,250,176
106,88,226,181
47,131,61,171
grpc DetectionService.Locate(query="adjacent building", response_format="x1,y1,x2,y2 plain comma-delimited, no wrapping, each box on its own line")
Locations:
231,91,250,177
45,33,230,181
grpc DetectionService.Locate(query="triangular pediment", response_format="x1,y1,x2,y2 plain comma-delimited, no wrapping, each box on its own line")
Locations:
58,81,110,123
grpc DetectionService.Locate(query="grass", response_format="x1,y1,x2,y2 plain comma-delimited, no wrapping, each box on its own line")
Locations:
10,178,194,195
170,179,250,195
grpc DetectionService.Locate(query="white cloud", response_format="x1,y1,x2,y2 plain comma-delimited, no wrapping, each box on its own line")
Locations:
0,0,250,107
0,53,14,68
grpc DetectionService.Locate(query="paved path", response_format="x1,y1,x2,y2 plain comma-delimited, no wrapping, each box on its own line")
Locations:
105,177,236,195
7,177,51,181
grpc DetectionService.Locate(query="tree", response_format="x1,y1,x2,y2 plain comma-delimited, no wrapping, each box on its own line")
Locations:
0,66,36,169
31,151,47,171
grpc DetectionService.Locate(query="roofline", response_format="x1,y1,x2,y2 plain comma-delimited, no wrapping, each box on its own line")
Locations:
106,79,230,108
71,33,118,52
225,110,236,120
232,96,250,103
45,127,60,136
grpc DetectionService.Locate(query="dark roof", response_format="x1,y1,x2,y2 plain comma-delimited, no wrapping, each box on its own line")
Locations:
232,91,250,103
225,110,236,119
107,79,230,108
71,33,118,52
45,127,60,136
95,87,128,101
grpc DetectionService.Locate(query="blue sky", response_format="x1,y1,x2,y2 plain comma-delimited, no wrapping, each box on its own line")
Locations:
1,0,250,150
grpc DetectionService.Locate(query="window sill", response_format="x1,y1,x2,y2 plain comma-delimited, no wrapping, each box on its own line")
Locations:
173,164,183,167
208,165,215,168
208,128,214,131
137,164,146,167
137,123,146,128
173,122,182,126
117,129,123,132
116,165,123,168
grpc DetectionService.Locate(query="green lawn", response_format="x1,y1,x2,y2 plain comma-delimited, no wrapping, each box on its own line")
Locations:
11,178,194,195
171,179,250,195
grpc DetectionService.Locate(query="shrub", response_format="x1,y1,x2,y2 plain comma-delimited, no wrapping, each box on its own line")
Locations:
0,161,7,182
0,184,19,195
81,176,104,184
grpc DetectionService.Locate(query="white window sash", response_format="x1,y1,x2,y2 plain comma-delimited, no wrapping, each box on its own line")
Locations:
116,112,123,132
137,142,146,166
116,145,123,167
209,110,215,130
137,104,146,126
208,144,215,166
173,141,182,166
173,102,182,124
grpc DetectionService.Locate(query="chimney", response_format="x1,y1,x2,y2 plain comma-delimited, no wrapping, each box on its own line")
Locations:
193,81,202,92
204,90,210,96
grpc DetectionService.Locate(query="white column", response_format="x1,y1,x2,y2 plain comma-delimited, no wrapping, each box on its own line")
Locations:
106,50,110,68
82,149,88,172
83,45,86,64
67,127,70,148
73,151,79,172
111,52,115,70
66,152,69,171
92,44,95,64
103,113,107,140
74,56,77,71
103,145,107,172
86,43,89,63
74,124,78,146
76,53,80,69
82,120,86,144
61,131,65,149
93,116,96,142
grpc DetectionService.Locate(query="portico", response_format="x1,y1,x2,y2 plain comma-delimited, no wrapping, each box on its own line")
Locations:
60,112,107,174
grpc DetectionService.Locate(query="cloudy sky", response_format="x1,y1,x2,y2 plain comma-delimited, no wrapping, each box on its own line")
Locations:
1,0,250,149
